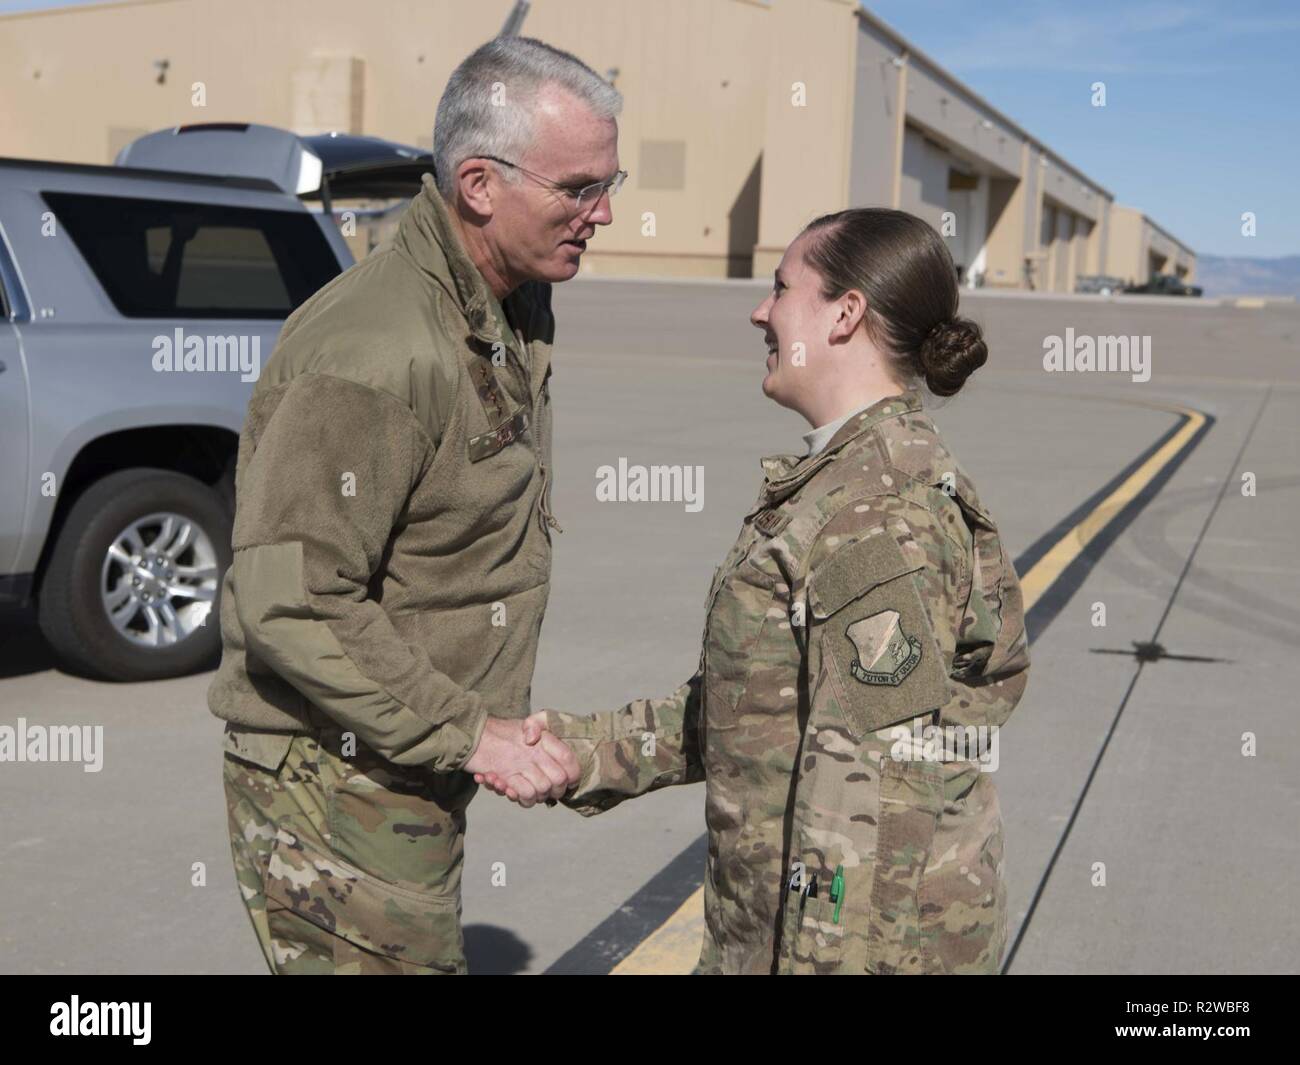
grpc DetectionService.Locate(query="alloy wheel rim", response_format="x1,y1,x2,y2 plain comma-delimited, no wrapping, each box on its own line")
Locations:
99,511,219,648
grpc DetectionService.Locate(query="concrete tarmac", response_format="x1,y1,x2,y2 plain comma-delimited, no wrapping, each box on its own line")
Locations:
0,280,1295,974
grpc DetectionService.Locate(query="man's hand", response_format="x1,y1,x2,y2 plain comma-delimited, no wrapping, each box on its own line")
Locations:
465,713,578,808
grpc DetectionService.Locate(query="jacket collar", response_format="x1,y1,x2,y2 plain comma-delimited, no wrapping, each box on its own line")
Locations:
395,173,507,347
756,390,922,506
819,388,922,458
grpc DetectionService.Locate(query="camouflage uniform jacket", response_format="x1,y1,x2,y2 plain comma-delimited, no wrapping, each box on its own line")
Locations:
544,390,1030,974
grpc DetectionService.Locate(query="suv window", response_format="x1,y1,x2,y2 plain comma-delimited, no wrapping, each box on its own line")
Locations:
42,191,340,318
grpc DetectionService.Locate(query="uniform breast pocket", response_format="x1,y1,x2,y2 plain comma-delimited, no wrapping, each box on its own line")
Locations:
808,522,951,741
704,554,782,719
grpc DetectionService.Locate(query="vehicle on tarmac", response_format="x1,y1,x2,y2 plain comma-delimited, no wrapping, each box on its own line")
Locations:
1124,272,1203,297
1075,274,1126,296
0,123,430,680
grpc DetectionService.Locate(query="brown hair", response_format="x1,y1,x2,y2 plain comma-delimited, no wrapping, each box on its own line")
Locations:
800,208,987,397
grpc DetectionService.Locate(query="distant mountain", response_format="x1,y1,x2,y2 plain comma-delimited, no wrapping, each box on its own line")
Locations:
1195,255,1300,299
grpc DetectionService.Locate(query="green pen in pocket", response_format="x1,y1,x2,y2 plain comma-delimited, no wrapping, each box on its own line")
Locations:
830,864,845,924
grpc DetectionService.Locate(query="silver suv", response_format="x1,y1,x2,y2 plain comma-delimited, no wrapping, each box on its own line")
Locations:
0,123,430,680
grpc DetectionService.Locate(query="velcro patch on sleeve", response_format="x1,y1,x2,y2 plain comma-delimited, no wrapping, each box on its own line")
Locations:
808,526,920,619
809,524,950,739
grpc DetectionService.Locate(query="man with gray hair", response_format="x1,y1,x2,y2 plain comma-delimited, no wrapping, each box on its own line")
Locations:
210,36,624,974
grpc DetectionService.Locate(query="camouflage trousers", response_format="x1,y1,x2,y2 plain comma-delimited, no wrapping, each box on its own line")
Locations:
222,722,476,974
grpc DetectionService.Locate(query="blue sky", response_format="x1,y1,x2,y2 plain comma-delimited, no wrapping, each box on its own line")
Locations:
4,0,1295,257
0,0,94,9
867,0,1300,258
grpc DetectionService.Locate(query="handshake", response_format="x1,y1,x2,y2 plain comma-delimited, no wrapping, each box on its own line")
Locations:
463,712,577,808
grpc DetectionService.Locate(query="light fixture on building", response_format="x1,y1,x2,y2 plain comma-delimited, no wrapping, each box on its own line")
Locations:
153,59,169,85
605,66,620,87
981,119,993,130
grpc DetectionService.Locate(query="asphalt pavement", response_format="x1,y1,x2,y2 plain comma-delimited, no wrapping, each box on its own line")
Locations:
1,280,1295,973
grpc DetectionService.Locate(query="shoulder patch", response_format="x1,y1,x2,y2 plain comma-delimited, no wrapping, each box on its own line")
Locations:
846,609,922,686
809,522,951,739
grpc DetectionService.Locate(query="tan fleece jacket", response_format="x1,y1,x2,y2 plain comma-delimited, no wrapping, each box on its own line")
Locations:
208,175,558,773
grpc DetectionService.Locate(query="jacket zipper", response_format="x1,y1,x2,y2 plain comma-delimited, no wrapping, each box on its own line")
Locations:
526,348,561,534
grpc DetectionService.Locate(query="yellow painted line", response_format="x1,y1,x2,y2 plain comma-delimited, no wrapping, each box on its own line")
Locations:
610,889,705,975
611,400,1207,975
1234,298,1265,309
1017,403,1206,607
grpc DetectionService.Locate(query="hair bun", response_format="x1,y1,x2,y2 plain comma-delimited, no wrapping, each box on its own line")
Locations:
918,316,987,397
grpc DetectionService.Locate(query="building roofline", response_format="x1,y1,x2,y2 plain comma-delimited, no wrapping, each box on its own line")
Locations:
0,0,176,24
854,5,1114,201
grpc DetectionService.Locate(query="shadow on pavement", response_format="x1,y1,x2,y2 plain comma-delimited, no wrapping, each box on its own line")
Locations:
0,611,58,679
464,924,535,975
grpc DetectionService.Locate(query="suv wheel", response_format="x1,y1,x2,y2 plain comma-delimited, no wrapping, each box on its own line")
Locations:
38,468,232,681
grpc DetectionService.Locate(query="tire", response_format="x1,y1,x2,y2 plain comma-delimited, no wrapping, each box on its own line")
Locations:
37,468,232,681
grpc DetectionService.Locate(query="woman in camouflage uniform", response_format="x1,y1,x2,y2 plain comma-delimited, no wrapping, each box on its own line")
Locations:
481,208,1031,975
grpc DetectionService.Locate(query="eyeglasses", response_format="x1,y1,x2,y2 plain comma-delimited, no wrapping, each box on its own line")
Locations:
478,155,627,212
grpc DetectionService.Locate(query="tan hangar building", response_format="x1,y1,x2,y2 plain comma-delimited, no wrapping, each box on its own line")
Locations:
0,0,1194,289
1104,205,1196,289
